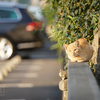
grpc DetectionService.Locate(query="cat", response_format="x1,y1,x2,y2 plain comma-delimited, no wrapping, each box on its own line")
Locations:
63,38,94,62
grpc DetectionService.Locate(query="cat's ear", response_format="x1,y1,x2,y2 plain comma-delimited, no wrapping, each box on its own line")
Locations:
75,40,80,47
63,43,68,50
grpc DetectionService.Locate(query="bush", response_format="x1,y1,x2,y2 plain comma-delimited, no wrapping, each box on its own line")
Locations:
42,5,55,25
46,0,99,48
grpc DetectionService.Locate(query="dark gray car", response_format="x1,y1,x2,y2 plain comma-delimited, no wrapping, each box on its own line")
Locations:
0,2,43,60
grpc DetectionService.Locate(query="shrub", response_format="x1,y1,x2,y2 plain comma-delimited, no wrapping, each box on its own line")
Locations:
42,5,55,25
46,0,100,48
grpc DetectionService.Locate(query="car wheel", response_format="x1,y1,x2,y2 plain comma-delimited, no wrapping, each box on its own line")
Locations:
0,37,14,60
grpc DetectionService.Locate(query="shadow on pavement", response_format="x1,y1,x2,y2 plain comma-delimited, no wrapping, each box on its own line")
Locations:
0,86,62,100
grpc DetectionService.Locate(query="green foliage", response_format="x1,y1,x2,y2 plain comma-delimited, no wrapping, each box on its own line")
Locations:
42,5,55,25
46,0,100,47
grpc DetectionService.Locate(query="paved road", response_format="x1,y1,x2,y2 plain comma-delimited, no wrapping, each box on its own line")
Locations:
16,40,58,59
0,39,62,100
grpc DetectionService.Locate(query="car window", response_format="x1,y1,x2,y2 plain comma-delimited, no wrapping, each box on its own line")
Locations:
0,10,17,19
0,8,22,23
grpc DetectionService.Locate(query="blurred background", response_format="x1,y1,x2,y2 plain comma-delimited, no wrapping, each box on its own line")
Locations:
0,0,62,100
0,0,56,60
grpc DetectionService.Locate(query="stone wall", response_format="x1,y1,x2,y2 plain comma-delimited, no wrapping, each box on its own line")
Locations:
59,69,67,100
92,18,100,84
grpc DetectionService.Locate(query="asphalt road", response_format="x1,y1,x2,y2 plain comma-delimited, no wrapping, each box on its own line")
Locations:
0,39,62,100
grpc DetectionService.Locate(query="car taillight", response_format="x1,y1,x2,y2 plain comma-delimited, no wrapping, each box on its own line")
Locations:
26,21,42,32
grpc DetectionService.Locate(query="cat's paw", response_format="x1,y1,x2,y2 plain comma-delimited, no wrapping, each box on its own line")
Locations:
77,60,85,62
71,60,77,62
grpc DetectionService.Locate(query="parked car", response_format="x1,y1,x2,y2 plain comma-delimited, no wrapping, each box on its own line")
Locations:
0,2,43,60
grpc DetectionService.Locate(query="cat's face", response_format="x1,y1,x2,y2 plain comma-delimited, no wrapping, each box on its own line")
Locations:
64,41,81,57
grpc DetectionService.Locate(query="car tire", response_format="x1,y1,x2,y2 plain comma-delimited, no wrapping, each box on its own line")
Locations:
0,37,15,60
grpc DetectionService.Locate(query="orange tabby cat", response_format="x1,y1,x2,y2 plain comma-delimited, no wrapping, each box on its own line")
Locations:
64,38,93,62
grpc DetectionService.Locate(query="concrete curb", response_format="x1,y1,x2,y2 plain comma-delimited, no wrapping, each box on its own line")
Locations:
0,55,22,81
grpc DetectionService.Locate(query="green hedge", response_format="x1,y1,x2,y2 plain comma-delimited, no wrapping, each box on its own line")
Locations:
46,0,100,48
